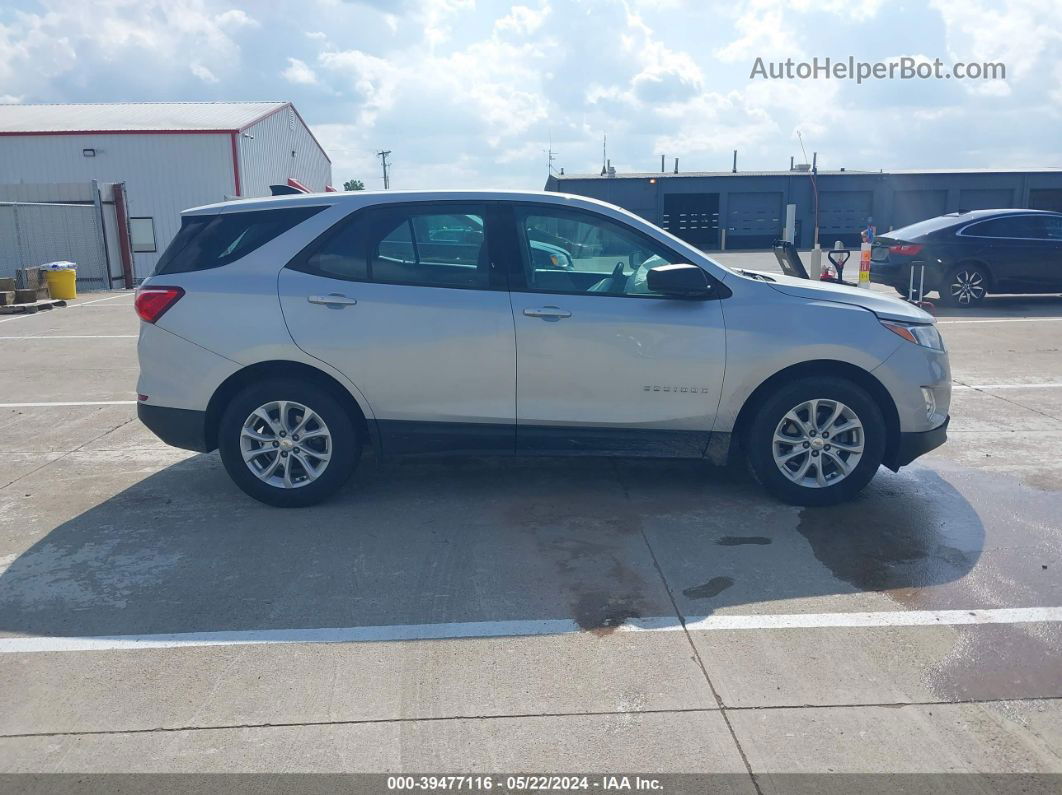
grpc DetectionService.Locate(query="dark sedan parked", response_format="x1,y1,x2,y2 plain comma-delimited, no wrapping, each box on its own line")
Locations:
870,209,1062,307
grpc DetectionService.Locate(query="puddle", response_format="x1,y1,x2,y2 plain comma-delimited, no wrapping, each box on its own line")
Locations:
573,590,643,635
683,576,734,599
795,469,983,603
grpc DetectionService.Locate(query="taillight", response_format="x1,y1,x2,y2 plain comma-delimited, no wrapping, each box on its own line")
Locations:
135,286,185,323
888,243,923,256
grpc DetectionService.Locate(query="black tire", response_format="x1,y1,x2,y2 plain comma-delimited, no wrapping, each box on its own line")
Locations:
218,379,359,507
745,376,886,507
937,263,989,308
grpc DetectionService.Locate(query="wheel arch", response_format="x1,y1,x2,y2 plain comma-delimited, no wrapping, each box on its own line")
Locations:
729,359,901,469
204,360,374,452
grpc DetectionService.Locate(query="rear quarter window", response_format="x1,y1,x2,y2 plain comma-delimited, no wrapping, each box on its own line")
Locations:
154,206,325,275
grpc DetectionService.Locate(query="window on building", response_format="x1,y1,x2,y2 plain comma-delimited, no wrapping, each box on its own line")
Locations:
129,217,157,253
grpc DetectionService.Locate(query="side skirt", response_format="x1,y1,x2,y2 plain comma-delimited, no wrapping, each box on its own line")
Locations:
375,420,718,460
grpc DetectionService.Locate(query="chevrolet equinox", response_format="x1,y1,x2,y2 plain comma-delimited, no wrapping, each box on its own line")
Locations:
136,190,951,507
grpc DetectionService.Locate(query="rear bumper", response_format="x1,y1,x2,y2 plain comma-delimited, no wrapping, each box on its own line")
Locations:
885,415,949,471
138,402,212,453
870,259,940,290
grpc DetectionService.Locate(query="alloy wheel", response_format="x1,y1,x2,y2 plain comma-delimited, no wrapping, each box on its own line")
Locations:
949,270,986,306
772,398,864,488
240,400,332,489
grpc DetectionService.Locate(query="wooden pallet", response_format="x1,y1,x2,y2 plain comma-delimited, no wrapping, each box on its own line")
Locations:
0,298,67,315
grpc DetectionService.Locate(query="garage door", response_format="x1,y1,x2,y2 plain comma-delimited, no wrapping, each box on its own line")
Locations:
892,190,947,229
662,193,719,247
1030,189,1062,212
726,192,782,249
819,191,873,246
958,188,1014,211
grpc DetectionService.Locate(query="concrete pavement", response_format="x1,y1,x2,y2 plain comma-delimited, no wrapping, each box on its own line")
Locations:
0,278,1060,786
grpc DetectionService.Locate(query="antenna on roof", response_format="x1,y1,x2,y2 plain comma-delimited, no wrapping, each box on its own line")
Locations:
601,133,607,176
544,131,558,177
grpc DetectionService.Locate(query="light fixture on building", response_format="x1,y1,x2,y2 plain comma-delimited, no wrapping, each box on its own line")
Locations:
82,148,96,157
649,178,656,184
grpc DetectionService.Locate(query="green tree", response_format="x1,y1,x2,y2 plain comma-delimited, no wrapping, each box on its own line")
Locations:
343,179,365,191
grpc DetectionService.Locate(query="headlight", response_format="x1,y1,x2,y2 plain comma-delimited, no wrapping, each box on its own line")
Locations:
881,320,945,351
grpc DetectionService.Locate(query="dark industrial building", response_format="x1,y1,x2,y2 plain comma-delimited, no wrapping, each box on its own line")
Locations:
545,167,1062,250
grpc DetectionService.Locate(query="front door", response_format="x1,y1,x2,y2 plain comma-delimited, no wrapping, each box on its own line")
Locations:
278,202,517,454
505,204,727,457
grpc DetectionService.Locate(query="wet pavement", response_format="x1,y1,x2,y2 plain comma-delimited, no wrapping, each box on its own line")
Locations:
0,278,1060,783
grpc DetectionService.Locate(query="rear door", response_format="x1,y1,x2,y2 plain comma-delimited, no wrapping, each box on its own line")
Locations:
278,202,517,454
504,203,727,456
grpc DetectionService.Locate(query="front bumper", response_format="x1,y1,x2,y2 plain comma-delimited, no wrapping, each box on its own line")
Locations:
884,415,949,471
138,402,212,453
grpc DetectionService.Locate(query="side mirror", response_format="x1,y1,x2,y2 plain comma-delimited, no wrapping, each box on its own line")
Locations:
646,263,712,298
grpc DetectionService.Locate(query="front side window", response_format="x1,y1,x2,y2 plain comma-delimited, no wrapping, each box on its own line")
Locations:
1041,216,1062,240
293,204,490,289
516,206,684,297
963,215,1044,239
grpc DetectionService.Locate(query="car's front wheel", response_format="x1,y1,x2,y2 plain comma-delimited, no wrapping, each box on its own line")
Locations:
746,377,886,506
218,380,359,507
938,264,989,308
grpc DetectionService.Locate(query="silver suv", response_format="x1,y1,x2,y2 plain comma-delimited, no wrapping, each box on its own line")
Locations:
135,190,950,507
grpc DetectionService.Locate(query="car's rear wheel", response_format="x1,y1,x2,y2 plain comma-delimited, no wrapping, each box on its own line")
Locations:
218,380,359,507
746,377,886,506
938,264,989,308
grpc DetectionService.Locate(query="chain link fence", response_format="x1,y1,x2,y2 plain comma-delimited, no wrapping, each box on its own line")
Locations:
0,201,111,290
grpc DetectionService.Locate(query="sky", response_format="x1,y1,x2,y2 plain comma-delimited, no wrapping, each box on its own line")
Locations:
1,0,1060,190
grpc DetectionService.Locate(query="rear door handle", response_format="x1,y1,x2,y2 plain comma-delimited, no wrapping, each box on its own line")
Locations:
308,294,357,307
523,306,572,320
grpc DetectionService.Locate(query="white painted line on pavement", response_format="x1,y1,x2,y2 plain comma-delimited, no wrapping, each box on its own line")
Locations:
0,401,137,408
0,292,133,324
953,383,1062,390
1,607,1059,654
0,335,137,340
938,317,1062,325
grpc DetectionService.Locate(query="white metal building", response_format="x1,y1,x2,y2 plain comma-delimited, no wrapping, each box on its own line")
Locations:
0,101,333,277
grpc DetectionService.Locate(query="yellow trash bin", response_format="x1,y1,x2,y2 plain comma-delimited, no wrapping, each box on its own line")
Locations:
44,268,77,300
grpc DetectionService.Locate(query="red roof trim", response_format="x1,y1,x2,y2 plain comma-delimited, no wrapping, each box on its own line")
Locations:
230,132,242,197
325,185,337,192
287,177,310,193
0,129,237,136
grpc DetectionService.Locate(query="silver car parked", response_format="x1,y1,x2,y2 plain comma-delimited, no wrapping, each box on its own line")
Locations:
136,190,950,507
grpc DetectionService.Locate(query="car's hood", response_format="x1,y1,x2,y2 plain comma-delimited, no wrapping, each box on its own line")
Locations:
754,271,934,323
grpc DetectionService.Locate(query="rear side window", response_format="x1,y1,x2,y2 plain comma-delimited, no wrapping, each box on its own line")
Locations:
288,203,490,289
154,206,325,275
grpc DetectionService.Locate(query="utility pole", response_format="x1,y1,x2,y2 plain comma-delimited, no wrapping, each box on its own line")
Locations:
377,150,392,190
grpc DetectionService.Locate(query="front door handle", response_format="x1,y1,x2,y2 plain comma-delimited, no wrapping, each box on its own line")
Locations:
523,306,572,320
308,294,357,307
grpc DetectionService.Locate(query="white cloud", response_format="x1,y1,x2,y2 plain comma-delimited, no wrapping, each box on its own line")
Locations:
494,3,550,36
190,62,219,83
282,57,318,85
215,8,259,28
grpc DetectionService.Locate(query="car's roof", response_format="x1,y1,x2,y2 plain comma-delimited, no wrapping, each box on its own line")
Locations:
943,208,1062,219
185,189,619,216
